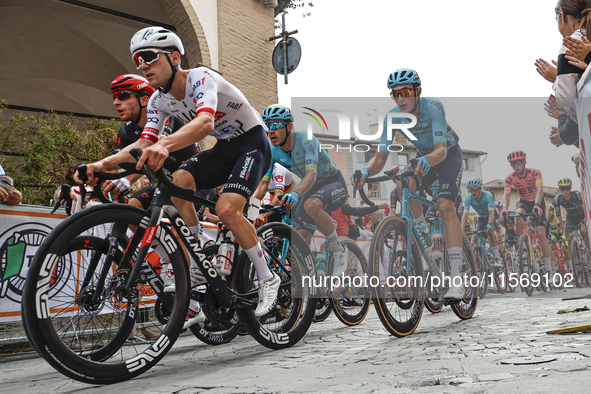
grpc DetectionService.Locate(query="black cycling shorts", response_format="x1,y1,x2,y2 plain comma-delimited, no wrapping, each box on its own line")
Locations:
295,171,348,232
565,213,585,236
516,200,547,228
423,144,463,202
178,125,271,200
476,211,500,234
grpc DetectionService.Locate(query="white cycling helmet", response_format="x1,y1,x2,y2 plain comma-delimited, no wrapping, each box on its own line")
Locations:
130,26,185,56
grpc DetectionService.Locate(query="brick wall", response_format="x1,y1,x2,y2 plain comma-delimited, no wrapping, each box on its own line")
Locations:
217,0,278,112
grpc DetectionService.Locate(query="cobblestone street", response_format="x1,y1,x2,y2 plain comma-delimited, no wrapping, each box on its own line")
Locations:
2,289,591,393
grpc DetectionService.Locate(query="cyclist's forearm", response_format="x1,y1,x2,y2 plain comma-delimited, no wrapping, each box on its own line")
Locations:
101,139,153,170
488,210,495,225
534,186,544,205
424,143,447,167
366,151,388,176
293,170,317,197
254,179,270,200
160,112,214,152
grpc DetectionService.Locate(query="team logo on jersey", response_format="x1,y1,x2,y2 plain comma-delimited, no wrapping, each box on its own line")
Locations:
192,77,206,91
275,175,283,183
227,102,243,110
147,109,158,114
147,117,159,124
214,112,226,122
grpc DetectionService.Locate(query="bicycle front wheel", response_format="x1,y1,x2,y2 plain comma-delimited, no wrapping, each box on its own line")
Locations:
518,235,534,296
571,239,588,288
328,237,371,326
21,204,190,384
473,246,488,298
234,222,316,349
368,216,424,337
449,232,478,320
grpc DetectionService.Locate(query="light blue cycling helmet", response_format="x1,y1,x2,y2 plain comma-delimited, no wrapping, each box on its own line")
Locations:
387,68,421,88
262,104,293,122
467,177,483,188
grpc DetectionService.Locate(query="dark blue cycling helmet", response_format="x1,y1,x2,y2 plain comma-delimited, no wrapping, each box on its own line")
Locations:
387,68,421,88
467,177,483,188
262,104,293,122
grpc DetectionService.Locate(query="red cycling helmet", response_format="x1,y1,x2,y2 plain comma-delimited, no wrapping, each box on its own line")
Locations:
507,150,526,162
110,74,155,96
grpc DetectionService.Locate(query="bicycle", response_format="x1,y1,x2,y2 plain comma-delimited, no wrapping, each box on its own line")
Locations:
260,203,371,326
354,162,478,337
22,148,316,384
465,230,509,296
570,222,590,288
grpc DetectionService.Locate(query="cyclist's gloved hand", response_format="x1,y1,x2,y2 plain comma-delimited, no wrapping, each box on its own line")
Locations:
501,208,509,221
283,191,300,207
351,168,369,187
416,156,431,174
533,204,543,217
486,224,494,233
112,178,131,194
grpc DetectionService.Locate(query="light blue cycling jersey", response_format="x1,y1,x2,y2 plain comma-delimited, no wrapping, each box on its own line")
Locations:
378,97,459,157
264,131,339,182
463,191,496,218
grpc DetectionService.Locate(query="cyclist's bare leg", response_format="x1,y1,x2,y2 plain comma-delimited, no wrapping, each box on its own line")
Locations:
398,179,423,220
515,208,525,238
303,197,337,238
170,170,200,227
438,198,461,248
536,225,551,259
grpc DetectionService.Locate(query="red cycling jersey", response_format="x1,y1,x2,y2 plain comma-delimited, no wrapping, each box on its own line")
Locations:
504,168,543,202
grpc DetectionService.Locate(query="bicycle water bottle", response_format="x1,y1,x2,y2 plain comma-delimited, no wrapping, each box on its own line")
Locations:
215,241,235,276
431,228,443,259
316,243,327,275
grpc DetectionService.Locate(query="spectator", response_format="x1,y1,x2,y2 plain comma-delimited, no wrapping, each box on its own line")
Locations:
0,163,22,205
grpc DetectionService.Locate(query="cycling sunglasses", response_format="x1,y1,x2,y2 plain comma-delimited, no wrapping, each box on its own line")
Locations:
510,160,525,167
113,91,137,101
132,49,170,68
560,186,571,191
390,87,415,98
469,187,481,193
266,121,287,130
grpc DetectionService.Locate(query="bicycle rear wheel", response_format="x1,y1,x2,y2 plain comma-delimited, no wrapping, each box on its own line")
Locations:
234,222,316,349
494,250,509,294
571,239,588,288
368,217,424,337
21,204,189,384
328,237,371,326
518,235,534,296
473,246,488,298
449,232,478,320
313,298,332,322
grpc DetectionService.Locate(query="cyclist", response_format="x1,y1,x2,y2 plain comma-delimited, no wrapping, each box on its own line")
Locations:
77,27,279,320
554,178,587,269
107,73,202,206
254,162,298,227
261,104,348,277
353,68,465,300
461,177,502,266
501,151,553,275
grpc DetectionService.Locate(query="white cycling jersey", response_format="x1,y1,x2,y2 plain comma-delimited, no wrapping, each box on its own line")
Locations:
267,163,297,194
142,67,265,142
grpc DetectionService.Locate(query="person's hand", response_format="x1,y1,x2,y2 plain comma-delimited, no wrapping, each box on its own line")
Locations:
414,156,430,176
280,192,300,209
0,188,9,203
501,208,509,221
565,54,588,71
486,223,494,233
544,95,564,119
254,213,268,228
136,143,169,171
563,35,591,62
108,178,131,196
351,168,369,190
6,188,22,205
74,163,104,186
549,126,564,147
378,203,389,210
533,204,543,217
535,58,558,83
